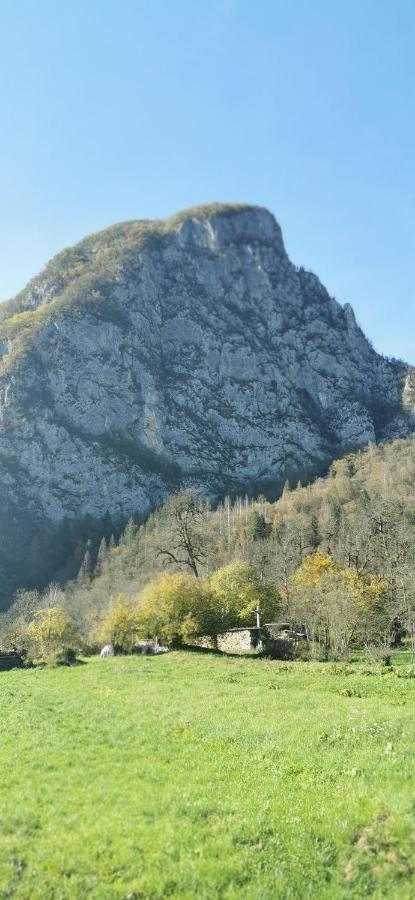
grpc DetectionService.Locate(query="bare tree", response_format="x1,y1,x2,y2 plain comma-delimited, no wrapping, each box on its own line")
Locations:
157,490,207,578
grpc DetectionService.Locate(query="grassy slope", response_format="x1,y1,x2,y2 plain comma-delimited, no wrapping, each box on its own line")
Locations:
1,653,415,899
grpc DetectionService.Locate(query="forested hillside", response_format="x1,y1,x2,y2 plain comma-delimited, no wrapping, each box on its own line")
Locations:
3,434,415,659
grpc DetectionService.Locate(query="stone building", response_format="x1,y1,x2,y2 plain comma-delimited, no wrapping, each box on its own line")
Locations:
216,627,262,653
211,622,307,655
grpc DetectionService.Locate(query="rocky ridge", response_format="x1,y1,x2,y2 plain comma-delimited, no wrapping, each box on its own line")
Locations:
0,203,413,604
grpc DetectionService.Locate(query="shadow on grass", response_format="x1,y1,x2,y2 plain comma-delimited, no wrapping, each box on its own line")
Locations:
181,644,263,660
21,657,89,670
57,657,87,667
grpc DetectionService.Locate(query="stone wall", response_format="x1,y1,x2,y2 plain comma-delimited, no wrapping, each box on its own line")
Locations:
192,624,307,655
216,628,262,653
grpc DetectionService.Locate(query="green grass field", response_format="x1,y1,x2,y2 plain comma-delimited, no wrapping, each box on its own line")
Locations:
1,652,415,899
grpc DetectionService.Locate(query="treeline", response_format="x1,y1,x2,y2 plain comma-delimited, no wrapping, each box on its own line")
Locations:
3,435,415,660
0,506,126,611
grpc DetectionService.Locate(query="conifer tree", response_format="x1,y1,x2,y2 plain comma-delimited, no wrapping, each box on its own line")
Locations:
78,540,93,582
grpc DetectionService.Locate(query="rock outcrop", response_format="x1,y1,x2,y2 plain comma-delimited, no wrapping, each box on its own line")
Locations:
0,203,413,604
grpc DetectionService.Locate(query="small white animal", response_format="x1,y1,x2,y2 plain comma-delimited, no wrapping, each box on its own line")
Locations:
100,644,114,659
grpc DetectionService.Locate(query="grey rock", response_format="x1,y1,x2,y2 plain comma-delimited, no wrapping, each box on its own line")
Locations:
0,203,413,603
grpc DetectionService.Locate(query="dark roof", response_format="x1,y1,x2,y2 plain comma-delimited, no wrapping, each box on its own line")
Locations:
221,627,260,634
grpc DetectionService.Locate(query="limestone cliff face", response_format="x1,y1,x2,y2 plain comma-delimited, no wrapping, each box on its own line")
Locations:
0,203,413,602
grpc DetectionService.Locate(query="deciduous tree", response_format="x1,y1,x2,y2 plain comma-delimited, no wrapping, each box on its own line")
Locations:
157,490,208,578
210,562,281,631
137,572,217,645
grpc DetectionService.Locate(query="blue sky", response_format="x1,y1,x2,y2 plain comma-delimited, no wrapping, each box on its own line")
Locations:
1,0,414,361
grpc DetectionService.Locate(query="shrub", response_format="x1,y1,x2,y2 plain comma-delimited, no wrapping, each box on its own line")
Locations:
59,647,78,665
264,638,295,660
97,594,138,653
395,666,415,679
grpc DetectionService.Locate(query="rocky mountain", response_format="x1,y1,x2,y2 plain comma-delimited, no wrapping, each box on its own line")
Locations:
0,203,413,605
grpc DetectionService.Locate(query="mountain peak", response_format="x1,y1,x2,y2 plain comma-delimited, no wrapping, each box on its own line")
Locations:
0,203,283,327
0,206,412,606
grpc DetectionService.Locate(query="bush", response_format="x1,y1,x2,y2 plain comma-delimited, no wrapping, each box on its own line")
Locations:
0,620,33,659
264,637,311,660
264,638,295,660
395,666,415,679
98,595,138,653
363,645,394,667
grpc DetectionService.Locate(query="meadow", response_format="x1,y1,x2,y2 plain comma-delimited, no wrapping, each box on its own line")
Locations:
1,652,415,899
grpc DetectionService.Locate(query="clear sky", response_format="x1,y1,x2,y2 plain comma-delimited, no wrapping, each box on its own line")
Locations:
1,0,414,361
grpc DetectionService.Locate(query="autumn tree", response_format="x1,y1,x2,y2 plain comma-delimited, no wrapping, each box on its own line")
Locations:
210,562,281,632
137,572,218,645
0,585,65,657
28,607,78,664
292,551,389,657
98,594,139,652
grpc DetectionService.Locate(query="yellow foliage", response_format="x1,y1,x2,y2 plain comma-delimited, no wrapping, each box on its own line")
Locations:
98,594,138,651
293,551,337,587
210,562,280,628
28,607,77,663
137,573,217,645
291,552,390,651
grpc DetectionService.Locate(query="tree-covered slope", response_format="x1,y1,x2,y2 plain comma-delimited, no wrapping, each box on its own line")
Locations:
57,434,415,648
